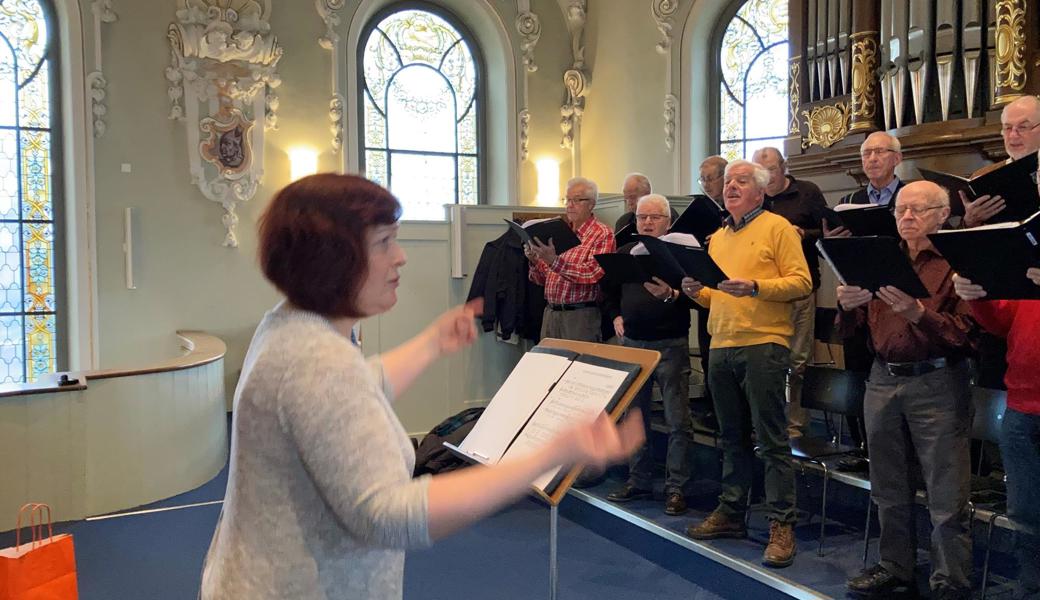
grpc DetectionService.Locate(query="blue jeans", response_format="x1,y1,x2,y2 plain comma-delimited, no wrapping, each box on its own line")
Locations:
1000,407,1040,599
624,337,693,494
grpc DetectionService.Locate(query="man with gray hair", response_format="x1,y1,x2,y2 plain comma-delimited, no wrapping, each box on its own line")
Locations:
603,194,696,516
526,176,614,342
838,181,978,599
681,160,811,568
614,173,677,232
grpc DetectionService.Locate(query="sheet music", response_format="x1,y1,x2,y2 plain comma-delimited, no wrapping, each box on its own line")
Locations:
500,360,633,491
457,351,573,463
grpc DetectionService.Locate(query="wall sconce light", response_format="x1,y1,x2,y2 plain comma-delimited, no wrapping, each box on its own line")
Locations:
288,146,319,181
535,158,560,206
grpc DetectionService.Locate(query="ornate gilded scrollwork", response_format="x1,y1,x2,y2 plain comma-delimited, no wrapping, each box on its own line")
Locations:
994,0,1027,99
849,33,879,131
788,58,800,135
800,103,850,149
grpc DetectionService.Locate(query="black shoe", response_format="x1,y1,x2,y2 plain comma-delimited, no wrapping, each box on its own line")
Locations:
606,483,652,503
664,491,687,515
837,456,869,473
846,564,914,597
571,468,605,489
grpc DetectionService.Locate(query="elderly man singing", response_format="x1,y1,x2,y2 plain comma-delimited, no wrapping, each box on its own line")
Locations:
681,160,811,568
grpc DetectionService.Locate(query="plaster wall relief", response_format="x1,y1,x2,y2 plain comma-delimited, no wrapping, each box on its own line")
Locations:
317,0,345,152
515,0,540,162
651,0,679,154
165,0,283,247
87,0,117,137
558,0,587,175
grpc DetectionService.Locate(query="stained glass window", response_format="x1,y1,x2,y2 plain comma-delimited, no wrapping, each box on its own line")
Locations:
0,0,61,383
718,0,789,161
360,7,480,221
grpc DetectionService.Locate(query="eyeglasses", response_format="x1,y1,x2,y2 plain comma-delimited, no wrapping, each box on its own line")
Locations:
861,148,897,157
894,204,945,218
635,214,669,222
1001,122,1040,136
698,174,721,185
564,197,593,205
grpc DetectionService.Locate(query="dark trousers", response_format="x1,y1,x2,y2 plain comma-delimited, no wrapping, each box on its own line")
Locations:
709,343,796,523
625,337,694,494
1000,407,1040,599
694,305,712,402
864,360,973,592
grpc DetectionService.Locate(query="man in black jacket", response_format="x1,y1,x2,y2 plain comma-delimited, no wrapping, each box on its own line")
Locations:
603,194,696,516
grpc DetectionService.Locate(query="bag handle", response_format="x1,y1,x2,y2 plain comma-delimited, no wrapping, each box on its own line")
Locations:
15,503,53,551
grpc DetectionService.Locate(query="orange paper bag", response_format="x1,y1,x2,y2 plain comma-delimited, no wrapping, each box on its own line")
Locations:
0,503,78,600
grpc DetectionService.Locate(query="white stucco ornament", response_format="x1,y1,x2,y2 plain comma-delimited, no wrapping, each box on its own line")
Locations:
165,0,283,247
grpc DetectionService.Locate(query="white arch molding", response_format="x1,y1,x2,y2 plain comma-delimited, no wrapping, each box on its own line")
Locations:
52,0,102,371
342,0,519,205
678,0,736,193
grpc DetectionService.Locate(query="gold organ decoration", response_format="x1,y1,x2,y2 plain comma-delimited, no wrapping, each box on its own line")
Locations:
995,0,1027,103
789,57,801,135
800,103,850,149
849,33,879,132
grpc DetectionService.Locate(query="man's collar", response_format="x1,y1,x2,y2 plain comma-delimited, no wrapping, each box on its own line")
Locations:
867,176,900,195
725,204,765,231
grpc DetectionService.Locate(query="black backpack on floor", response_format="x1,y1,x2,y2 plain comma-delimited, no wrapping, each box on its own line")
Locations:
413,407,485,476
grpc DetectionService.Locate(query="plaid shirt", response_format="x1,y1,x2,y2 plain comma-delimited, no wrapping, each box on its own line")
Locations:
529,217,615,304
724,205,765,231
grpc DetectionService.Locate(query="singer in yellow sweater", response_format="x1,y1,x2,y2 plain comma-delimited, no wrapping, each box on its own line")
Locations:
680,160,811,569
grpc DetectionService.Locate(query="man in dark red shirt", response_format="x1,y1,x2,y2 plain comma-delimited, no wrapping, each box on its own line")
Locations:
838,181,979,600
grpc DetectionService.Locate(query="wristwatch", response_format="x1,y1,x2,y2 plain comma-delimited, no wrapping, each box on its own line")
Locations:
662,288,679,303
750,281,759,297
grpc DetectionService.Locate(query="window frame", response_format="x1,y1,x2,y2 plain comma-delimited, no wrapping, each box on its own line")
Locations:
355,0,487,218
0,0,68,382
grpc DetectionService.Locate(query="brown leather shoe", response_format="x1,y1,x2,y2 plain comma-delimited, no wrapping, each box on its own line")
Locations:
664,492,687,516
686,510,747,539
763,521,796,567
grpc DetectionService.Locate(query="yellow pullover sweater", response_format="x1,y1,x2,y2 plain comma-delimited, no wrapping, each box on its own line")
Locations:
696,210,812,350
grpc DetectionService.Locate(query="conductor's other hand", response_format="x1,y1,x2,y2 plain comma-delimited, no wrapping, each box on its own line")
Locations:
428,299,482,357
556,410,645,470
837,285,873,311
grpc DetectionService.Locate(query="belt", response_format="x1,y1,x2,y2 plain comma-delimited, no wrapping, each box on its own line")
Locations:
879,357,953,377
547,301,598,311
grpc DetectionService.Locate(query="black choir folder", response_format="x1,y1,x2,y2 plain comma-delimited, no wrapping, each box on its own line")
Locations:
593,252,655,285
816,236,931,298
821,204,898,237
918,152,1040,223
504,217,581,254
445,341,659,503
670,196,725,244
635,235,729,288
927,211,1040,300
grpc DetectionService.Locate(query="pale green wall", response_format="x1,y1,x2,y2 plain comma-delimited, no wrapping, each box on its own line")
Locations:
74,0,732,428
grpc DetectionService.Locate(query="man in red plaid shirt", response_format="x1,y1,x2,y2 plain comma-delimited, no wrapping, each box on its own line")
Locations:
525,176,615,342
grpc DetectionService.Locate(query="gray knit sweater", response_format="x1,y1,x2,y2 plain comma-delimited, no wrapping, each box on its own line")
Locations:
200,302,432,600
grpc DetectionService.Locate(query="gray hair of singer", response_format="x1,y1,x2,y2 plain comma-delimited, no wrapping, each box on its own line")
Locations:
622,173,652,196
725,159,771,190
566,176,599,201
860,131,902,153
636,193,670,214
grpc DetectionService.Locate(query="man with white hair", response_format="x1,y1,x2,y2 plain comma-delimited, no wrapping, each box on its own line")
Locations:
838,181,979,600
603,194,696,516
962,95,1040,227
681,160,811,568
614,173,677,232
526,176,615,342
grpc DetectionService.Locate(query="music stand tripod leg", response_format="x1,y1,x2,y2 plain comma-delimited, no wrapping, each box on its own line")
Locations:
550,503,559,600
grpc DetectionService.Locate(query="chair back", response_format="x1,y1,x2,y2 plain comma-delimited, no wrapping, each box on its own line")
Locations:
970,386,1007,444
800,365,865,416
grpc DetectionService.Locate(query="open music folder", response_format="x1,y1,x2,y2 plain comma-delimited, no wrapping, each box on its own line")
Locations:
927,211,1040,300
918,152,1040,223
816,236,930,298
446,343,653,500
504,217,581,254
820,203,898,237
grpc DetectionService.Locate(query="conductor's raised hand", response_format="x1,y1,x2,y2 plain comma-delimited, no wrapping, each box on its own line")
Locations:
556,410,645,470
952,274,987,301
961,192,1005,228
527,236,558,265
836,285,873,311
718,278,757,297
428,298,483,356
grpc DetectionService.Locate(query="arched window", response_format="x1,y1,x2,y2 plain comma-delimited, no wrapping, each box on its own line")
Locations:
359,5,482,221
0,0,63,383
717,0,789,161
